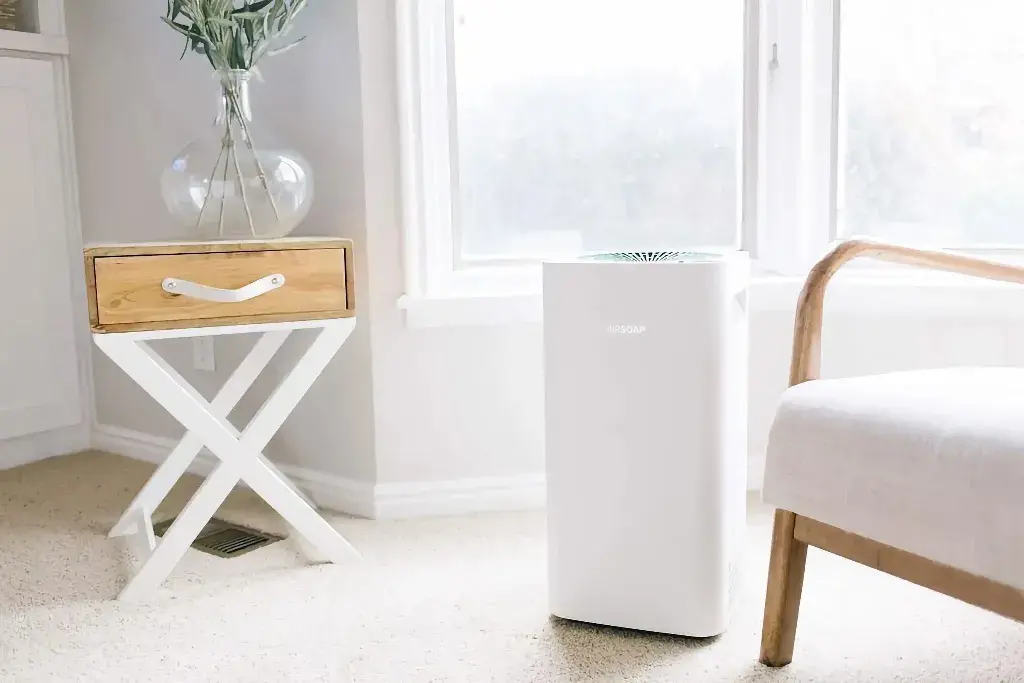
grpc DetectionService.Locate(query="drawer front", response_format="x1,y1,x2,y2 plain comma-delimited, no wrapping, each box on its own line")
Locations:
92,248,350,330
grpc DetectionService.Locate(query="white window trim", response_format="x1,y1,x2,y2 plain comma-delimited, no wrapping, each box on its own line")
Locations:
398,273,1024,328
398,0,546,298
396,0,1024,328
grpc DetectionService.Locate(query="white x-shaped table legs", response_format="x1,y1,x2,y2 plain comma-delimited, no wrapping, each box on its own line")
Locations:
93,319,359,602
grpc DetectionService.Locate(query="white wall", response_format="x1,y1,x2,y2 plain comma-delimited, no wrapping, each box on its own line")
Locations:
66,0,1024,514
67,0,378,482
356,0,545,485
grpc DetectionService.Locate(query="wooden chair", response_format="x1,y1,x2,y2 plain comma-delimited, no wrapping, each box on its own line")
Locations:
760,239,1024,667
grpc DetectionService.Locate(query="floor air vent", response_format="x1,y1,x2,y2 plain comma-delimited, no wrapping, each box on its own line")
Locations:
153,518,283,558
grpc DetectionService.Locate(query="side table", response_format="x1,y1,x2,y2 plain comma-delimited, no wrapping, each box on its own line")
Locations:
84,238,359,601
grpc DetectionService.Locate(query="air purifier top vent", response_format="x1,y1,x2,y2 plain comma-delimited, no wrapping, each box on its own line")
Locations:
582,251,720,263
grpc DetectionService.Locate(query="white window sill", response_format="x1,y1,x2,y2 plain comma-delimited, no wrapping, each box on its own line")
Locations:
398,273,1024,329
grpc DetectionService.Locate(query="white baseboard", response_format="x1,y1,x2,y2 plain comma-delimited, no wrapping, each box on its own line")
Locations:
91,423,764,519
91,424,377,518
0,422,90,471
374,474,547,519
90,424,547,519
91,423,181,470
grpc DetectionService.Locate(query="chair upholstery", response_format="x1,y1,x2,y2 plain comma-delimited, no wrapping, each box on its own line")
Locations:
762,367,1024,592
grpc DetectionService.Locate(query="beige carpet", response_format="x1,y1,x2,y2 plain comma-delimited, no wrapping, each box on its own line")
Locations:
1,452,1023,682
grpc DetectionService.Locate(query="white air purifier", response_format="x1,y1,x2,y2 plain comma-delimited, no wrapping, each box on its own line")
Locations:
543,250,749,637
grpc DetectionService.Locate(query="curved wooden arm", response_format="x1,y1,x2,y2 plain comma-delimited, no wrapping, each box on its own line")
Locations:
790,240,1024,386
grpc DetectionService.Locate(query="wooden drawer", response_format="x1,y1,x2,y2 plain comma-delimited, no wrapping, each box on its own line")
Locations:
84,239,354,333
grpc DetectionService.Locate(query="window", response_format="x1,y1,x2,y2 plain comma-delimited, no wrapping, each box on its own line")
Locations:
838,0,1024,247
399,0,1024,300
399,0,752,296
452,0,743,260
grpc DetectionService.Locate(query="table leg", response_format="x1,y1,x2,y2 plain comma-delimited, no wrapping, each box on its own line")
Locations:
94,322,359,601
107,330,291,537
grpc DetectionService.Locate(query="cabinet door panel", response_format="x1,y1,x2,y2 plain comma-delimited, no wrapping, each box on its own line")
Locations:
0,56,81,441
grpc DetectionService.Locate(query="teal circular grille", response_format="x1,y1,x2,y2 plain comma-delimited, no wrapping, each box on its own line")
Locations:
582,251,718,263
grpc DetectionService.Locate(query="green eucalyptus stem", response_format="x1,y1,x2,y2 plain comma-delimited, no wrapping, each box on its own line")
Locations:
217,125,231,237
164,0,308,73
228,135,258,236
223,84,281,223
166,0,307,235
195,141,227,233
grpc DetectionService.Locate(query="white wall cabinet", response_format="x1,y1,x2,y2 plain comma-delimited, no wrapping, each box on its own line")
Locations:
0,0,89,466
0,56,81,442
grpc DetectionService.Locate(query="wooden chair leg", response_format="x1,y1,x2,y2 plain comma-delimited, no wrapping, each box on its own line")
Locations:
760,509,809,667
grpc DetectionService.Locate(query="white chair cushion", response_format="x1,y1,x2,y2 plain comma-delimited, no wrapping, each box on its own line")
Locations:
762,367,1024,590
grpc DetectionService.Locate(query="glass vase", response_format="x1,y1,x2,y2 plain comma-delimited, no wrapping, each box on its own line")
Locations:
161,70,314,240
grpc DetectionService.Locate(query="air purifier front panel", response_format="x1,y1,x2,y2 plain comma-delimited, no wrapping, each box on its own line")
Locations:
543,253,749,637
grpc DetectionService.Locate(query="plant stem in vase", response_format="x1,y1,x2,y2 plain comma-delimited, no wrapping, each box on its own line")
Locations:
160,1,313,240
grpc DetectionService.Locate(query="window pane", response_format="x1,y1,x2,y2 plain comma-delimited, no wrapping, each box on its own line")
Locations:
452,0,742,260
840,0,1024,245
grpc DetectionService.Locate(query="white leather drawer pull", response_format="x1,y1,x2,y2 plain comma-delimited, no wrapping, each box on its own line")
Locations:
162,274,286,303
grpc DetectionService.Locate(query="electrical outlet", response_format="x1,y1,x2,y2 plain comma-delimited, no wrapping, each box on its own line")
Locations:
193,338,216,372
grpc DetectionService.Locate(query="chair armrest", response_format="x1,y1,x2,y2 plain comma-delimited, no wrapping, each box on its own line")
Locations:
789,240,1024,386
